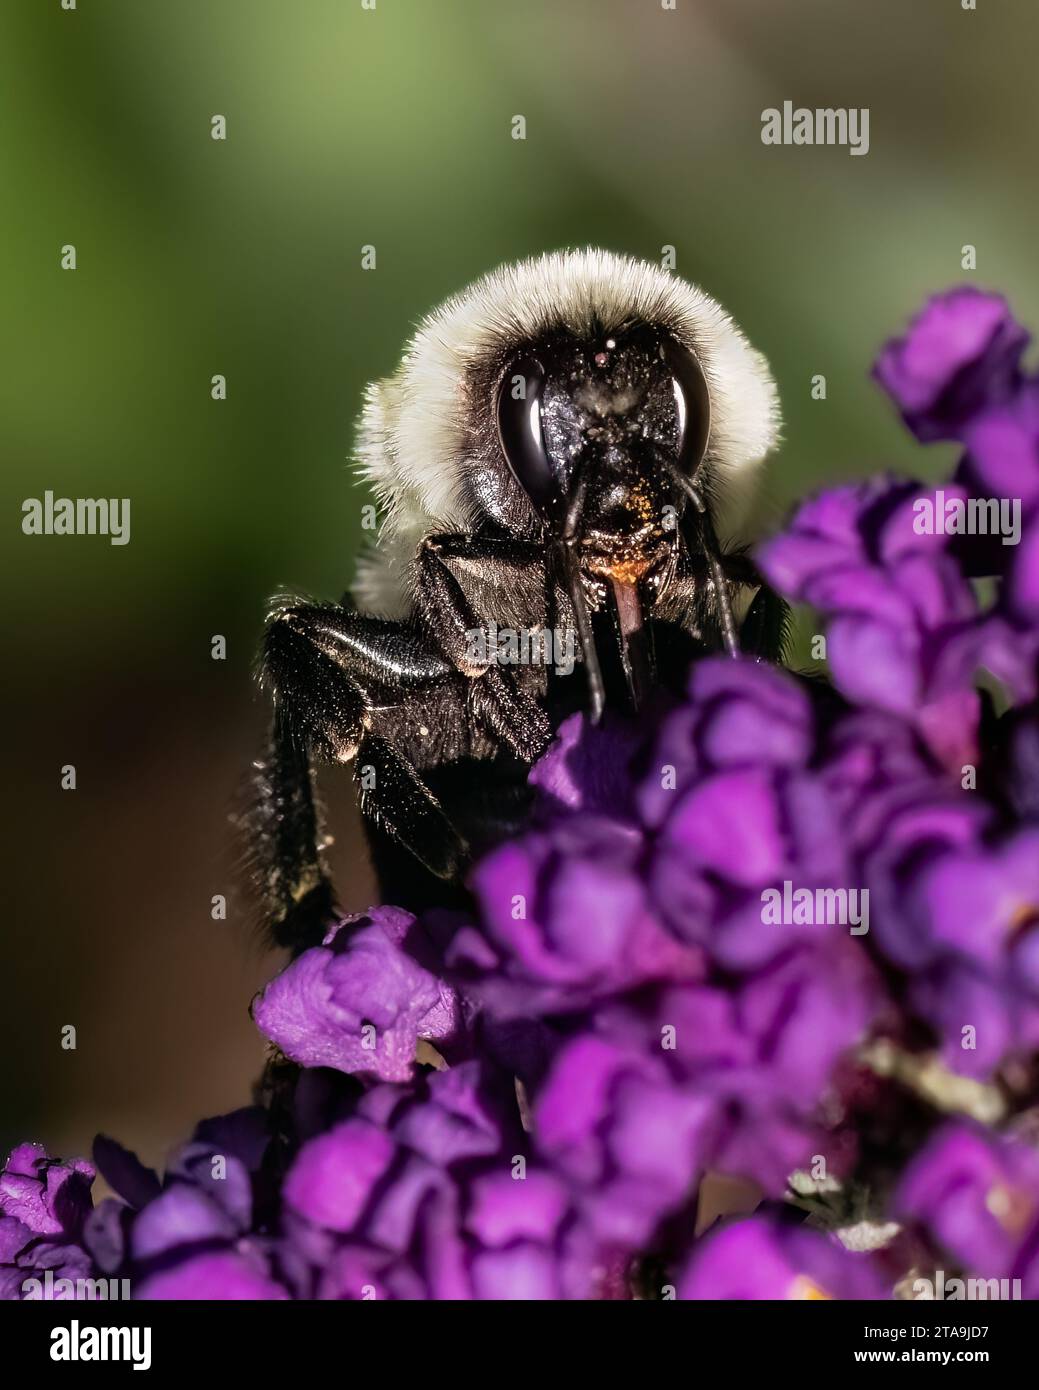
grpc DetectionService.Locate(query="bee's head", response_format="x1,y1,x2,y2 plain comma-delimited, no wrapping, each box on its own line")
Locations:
353,250,779,622
495,323,709,589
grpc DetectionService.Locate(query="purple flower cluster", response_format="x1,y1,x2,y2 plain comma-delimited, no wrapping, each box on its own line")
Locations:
7,286,1039,1300
0,1146,95,1300
895,1122,1039,1297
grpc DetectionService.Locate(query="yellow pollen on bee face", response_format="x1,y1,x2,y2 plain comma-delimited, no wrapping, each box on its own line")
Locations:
606,555,653,585
627,479,655,523
788,1275,832,1300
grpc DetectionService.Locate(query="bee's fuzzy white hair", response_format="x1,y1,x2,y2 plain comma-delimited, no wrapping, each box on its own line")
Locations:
353,248,780,616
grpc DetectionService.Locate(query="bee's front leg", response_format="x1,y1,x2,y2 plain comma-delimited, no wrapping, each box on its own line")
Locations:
253,602,470,943
670,497,791,662
414,534,553,760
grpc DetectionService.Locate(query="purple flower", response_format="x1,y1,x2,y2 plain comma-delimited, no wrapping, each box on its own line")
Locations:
92,1135,160,1211
1009,524,1039,629
284,1118,396,1234
0,1144,94,1240
138,1251,289,1301
874,287,1029,443
436,654,890,1233
904,830,1039,1075
758,476,1001,769
652,943,882,1192
282,1062,599,1299
957,384,1039,648
446,816,703,1018
874,289,1039,692
529,940,880,1237
534,1036,716,1246
895,1123,1039,1287
958,384,1039,526
462,1169,595,1300
1,1230,94,1301
529,709,644,815
253,907,466,1082
628,660,870,969
847,784,990,973
678,1215,888,1300
84,1112,288,1299
820,710,943,816
636,657,814,829
647,767,852,969
0,1145,95,1300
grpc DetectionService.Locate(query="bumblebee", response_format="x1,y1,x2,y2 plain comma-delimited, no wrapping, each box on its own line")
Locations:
248,249,783,945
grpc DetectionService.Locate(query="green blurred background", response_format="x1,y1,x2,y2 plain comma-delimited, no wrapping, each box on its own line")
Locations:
3,0,1037,1168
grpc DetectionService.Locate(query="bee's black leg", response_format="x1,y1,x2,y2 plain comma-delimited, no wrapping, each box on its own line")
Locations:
415,535,553,759
676,479,740,656
661,488,790,664
735,572,792,661
354,730,470,881
254,602,467,944
557,466,608,722
244,707,338,951
705,553,739,655
704,549,792,662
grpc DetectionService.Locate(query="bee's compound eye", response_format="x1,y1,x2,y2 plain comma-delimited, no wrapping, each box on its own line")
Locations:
496,357,554,515
662,339,712,479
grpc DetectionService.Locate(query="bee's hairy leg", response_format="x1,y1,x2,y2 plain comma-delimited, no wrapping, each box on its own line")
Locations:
415,534,553,759
663,517,791,665
672,475,792,660
244,708,338,951
675,478,740,656
258,601,469,926
558,462,607,722
354,730,469,882
716,553,792,661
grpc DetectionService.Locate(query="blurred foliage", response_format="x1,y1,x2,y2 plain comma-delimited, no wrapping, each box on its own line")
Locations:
2,0,1036,1160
